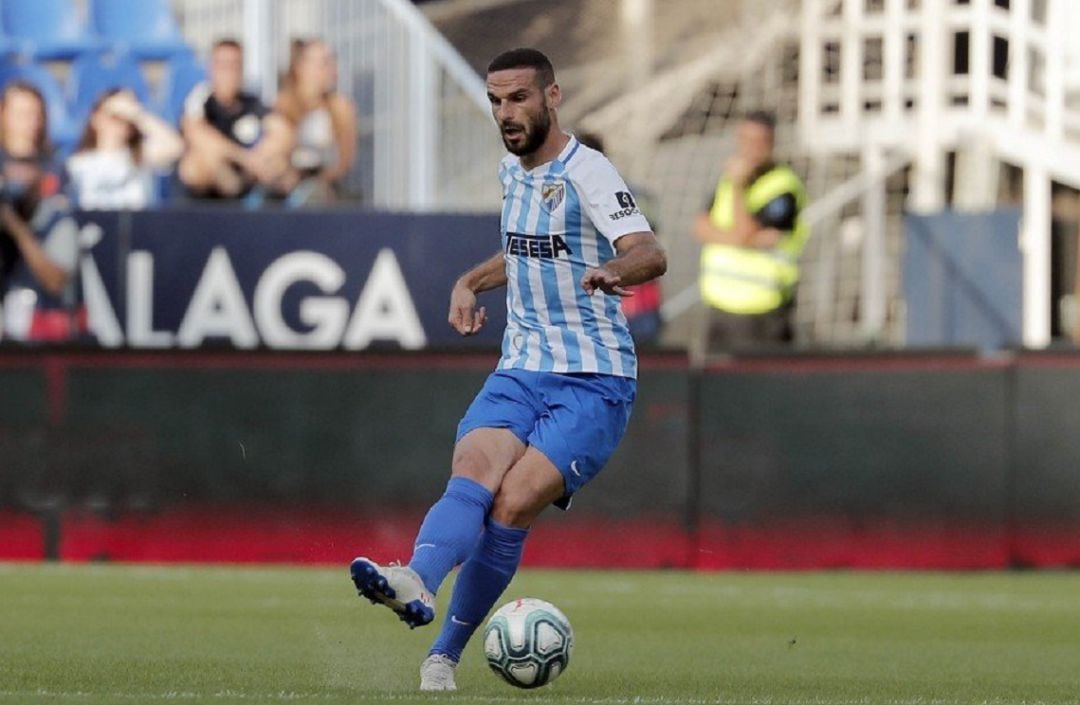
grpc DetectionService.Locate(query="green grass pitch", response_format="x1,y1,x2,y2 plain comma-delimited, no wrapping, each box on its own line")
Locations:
1,563,1079,704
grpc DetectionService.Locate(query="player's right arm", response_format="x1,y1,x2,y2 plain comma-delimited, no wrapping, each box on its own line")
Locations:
449,251,506,336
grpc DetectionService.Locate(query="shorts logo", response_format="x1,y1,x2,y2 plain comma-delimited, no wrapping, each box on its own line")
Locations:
609,190,641,221
541,183,565,212
569,460,582,477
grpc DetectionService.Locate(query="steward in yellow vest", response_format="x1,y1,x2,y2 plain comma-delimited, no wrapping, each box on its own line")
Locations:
693,112,808,350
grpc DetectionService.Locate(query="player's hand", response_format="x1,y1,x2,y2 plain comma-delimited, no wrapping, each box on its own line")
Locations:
449,281,487,335
581,266,633,297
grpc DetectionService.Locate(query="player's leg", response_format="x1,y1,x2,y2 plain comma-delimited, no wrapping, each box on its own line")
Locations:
351,372,538,628
407,427,525,593
406,371,541,597
425,373,636,670
350,429,525,627
424,448,564,671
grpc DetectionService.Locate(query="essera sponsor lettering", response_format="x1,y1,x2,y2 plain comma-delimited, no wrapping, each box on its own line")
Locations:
504,232,574,259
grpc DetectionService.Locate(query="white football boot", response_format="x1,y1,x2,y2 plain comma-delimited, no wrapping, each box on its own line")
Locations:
349,557,435,628
419,653,458,691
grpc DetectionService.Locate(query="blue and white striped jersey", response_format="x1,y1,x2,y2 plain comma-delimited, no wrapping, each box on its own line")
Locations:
497,136,651,379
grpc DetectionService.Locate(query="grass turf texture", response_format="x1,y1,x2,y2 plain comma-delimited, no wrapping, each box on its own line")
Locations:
1,564,1078,705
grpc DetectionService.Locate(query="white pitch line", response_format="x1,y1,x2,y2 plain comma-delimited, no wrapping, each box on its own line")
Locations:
0,692,335,702
0,692,1075,705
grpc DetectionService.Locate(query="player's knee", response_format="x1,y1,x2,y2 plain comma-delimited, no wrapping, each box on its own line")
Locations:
451,445,499,487
490,485,541,528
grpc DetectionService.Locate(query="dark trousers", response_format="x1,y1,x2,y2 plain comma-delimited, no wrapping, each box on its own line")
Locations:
706,302,793,353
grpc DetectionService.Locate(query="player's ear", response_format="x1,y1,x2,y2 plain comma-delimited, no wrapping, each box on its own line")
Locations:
546,82,561,109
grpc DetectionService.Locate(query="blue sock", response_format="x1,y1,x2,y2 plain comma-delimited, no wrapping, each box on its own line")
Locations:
429,517,528,663
408,477,493,594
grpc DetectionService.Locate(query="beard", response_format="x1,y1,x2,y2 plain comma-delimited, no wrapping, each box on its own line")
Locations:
500,102,552,157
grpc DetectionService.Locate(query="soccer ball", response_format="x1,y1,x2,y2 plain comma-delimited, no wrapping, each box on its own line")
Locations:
482,597,574,689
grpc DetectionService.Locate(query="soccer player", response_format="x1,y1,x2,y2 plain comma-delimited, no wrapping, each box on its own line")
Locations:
349,47,666,691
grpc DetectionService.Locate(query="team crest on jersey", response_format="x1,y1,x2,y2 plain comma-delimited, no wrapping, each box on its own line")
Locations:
541,183,565,212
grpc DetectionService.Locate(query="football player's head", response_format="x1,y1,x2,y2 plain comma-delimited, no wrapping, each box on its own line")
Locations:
486,48,561,157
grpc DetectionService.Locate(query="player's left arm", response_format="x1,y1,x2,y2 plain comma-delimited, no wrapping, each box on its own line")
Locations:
581,232,666,297
575,157,667,297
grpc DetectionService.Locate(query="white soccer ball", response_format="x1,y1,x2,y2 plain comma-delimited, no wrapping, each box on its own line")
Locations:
482,597,574,689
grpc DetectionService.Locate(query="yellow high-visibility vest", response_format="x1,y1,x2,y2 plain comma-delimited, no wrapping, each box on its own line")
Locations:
700,165,809,315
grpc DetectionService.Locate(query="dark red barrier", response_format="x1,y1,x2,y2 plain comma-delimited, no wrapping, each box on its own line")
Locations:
3,348,1080,570
0,508,1024,570
0,512,43,560
8,507,690,569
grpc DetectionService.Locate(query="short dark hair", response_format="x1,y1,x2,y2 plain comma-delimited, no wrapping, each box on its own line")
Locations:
743,110,777,132
487,48,555,87
213,38,243,52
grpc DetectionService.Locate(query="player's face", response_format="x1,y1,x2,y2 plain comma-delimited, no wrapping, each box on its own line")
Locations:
486,68,557,157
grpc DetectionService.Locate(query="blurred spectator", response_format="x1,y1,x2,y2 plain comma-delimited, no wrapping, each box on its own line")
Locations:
576,131,664,344
692,111,808,352
0,81,82,341
275,38,357,204
66,89,183,210
179,38,295,200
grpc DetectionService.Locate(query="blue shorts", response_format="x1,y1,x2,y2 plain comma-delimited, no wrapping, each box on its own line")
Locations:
456,369,636,508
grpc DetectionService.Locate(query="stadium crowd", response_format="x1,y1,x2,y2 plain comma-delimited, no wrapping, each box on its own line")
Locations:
0,38,358,211
0,1,359,342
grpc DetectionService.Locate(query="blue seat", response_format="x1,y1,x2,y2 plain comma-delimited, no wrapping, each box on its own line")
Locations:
68,51,150,123
0,15,16,57
90,0,189,60
1,0,103,60
0,61,79,150
157,52,206,125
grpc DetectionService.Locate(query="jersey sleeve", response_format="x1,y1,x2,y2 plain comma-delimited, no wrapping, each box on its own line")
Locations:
575,156,653,246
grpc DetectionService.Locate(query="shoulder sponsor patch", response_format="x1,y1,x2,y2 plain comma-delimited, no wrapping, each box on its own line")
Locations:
609,190,642,221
